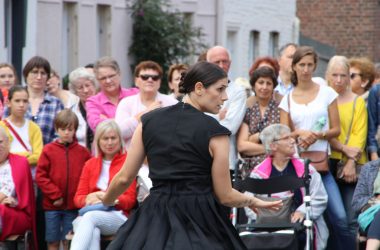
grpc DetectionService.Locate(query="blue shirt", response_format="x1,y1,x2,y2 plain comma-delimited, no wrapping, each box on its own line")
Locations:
367,84,380,154
274,76,294,96
4,93,64,145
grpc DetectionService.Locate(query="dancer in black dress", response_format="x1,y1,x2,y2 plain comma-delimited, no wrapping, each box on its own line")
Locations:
102,61,282,250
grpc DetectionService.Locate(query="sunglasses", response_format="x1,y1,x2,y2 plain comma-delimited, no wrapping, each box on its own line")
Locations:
350,73,362,80
139,74,160,81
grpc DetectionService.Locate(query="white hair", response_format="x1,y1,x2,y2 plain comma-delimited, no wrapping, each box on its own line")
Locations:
69,67,97,94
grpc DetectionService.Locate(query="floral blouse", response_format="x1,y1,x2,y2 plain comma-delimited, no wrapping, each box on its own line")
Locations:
241,98,280,174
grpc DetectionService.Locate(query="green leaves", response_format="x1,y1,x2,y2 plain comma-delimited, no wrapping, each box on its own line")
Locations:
129,0,207,93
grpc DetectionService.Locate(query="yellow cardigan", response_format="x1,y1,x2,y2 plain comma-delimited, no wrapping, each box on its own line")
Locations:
0,119,43,166
330,97,368,164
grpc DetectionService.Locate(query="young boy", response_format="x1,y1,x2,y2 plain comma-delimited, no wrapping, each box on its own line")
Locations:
36,109,91,250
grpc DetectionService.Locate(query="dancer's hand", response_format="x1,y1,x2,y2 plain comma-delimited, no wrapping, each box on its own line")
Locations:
249,198,283,212
86,191,105,205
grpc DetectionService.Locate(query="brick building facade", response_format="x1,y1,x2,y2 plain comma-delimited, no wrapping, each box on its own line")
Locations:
297,0,380,63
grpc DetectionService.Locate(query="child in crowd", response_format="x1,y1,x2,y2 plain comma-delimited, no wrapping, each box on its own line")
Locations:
0,86,43,171
36,109,91,250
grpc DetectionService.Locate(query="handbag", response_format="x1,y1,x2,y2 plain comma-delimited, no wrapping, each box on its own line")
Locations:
255,195,293,224
300,151,329,173
336,96,362,181
358,203,380,231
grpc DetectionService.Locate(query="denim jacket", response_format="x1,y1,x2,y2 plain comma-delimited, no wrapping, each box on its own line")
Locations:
367,85,380,154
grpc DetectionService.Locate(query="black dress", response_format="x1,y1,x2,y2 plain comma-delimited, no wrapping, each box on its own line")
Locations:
107,102,247,250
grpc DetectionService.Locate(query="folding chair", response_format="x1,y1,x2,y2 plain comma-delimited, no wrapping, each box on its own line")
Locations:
234,175,306,250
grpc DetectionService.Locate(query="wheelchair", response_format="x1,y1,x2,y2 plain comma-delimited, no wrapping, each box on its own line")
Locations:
234,174,309,250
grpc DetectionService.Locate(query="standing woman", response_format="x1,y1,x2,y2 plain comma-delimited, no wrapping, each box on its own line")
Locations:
237,67,280,177
86,57,139,132
0,86,43,167
115,60,177,148
102,61,282,250
0,63,18,118
326,55,368,237
68,67,97,149
11,56,64,250
279,46,355,250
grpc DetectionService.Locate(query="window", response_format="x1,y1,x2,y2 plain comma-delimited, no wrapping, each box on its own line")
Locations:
62,2,78,74
269,31,279,57
97,5,111,58
227,30,237,80
248,31,260,66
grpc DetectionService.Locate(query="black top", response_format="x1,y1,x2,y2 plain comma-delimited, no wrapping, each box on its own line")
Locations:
141,102,231,180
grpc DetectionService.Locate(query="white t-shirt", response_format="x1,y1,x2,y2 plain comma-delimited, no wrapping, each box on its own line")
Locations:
96,160,111,191
279,85,338,152
7,119,32,153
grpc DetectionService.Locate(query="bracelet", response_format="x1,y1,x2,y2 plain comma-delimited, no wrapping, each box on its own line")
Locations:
322,131,327,139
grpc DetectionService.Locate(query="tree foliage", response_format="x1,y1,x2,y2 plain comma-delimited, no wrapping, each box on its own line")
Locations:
129,0,207,93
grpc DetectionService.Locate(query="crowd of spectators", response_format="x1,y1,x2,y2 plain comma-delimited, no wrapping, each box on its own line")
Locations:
0,43,380,250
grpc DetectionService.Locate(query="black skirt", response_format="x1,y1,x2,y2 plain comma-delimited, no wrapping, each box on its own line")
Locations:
107,179,246,250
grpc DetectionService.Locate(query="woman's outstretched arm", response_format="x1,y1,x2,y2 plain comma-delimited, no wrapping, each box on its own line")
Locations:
210,135,282,210
102,124,145,205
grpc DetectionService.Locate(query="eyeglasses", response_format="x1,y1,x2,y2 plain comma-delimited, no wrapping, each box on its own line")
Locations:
139,74,160,81
350,73,362,80
273,135,293,142
29,70,48,78
98,73,118,82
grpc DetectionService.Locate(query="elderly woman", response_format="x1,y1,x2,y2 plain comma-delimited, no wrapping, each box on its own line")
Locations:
70,120,137,250
237,67,280,177
47,70,80,109
349,57,375,103
352,159,380,250
69,67,97,149
168,63,188,101
0,127,36,249
245,124,328,250
86,57,139,132
326,56,368,235
115,60,177,148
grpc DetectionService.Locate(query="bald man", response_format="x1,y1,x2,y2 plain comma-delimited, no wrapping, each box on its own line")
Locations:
206,46,246,173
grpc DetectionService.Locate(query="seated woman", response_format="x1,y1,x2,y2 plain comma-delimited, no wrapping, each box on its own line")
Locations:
237,67,280,178
0,127,36,249
70,120,137,250
245,124,328,250
352,159,380,250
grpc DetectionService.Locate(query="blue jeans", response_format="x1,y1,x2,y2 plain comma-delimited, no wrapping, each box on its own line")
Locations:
322,172,356,250
45,210,77,242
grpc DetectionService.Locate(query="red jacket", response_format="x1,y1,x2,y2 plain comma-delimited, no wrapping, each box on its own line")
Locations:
0,154,37,250
36,140,91,210
74,153,137,216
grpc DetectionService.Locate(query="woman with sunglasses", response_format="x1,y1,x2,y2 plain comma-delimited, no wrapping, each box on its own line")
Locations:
86,57,139,132
115,60,177,149
349,57,375,104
